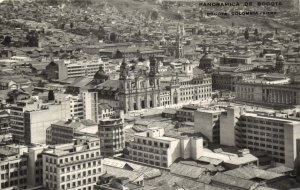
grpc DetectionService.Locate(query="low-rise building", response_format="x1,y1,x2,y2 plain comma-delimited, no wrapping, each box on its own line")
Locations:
46,118,98,145
176,105,198,122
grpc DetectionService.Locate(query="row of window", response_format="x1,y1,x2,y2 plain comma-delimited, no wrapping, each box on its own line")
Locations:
1,178,26,188
46,151,100,165
244,141,284,151
132,157,168,167
59,160,101,173
134,139,170,148
60,169,100,182
0,161,27,170
242,130,284,137
132,151,167,160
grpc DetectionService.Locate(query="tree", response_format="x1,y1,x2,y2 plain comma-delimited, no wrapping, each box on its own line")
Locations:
151,11,159,20
26,31,39,47
110,32,117,42
70,22,74,29
48,90,55,101
1,36,12,46
244,29,249,40
254,28,259,36
37,80,44,87
98,26,105,40
138,57,145,62
174,13,183,20
48,0,58,5
115,49,123,59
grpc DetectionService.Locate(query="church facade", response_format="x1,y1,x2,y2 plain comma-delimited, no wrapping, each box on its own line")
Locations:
118,57,212,113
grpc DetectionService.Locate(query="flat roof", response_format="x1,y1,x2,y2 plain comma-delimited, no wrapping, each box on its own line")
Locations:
243,112,300,124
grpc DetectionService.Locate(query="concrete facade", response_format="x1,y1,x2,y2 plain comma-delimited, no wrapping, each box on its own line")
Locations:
42,137,102,190
194,109,225,144
128,128,203,168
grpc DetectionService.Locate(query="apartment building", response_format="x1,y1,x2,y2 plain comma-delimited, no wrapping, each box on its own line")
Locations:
10,99,39,144
0,110,9,135
224,108,300,168
194,108,226,144
176,105,197,122
98,117,125,157
0,145,28,190
27,145,48,188
58,59,107,80
98,103,116,121
128,128,203,168
10,99,71,145
220,55,252,66
46,118,98,145
82,90,98,123
220,106,241,147
23,100,70,145
42,137,102,190
67,95,84,119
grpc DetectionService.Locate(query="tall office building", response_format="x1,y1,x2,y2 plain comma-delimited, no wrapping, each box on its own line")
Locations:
10,99,40,144
42,137,102,190
98,116,125,157
23,100,71,145
194,108,226,144
27,145,48,188
10,99,70,145
220,107,300,168
82,90,98,123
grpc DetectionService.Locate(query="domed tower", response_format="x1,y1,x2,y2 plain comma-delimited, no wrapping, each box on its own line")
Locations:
94,65,109,84
275,54,284,73
175,24,184,59
148,56,161,108
149,56,159,77
119,58,129,80
199,51,214,73
181,59,193,76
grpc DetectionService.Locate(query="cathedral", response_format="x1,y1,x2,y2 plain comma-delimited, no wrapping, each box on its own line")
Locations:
117,57,212,113
118,57,161,112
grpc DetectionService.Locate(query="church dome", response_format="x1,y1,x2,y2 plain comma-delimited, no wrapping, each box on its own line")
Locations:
199,53,214,71
276,54,284,61
200,53,213,61
94,66,109,80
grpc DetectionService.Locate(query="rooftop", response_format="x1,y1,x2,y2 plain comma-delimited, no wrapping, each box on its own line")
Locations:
224,166,284,181
211,173,258,190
